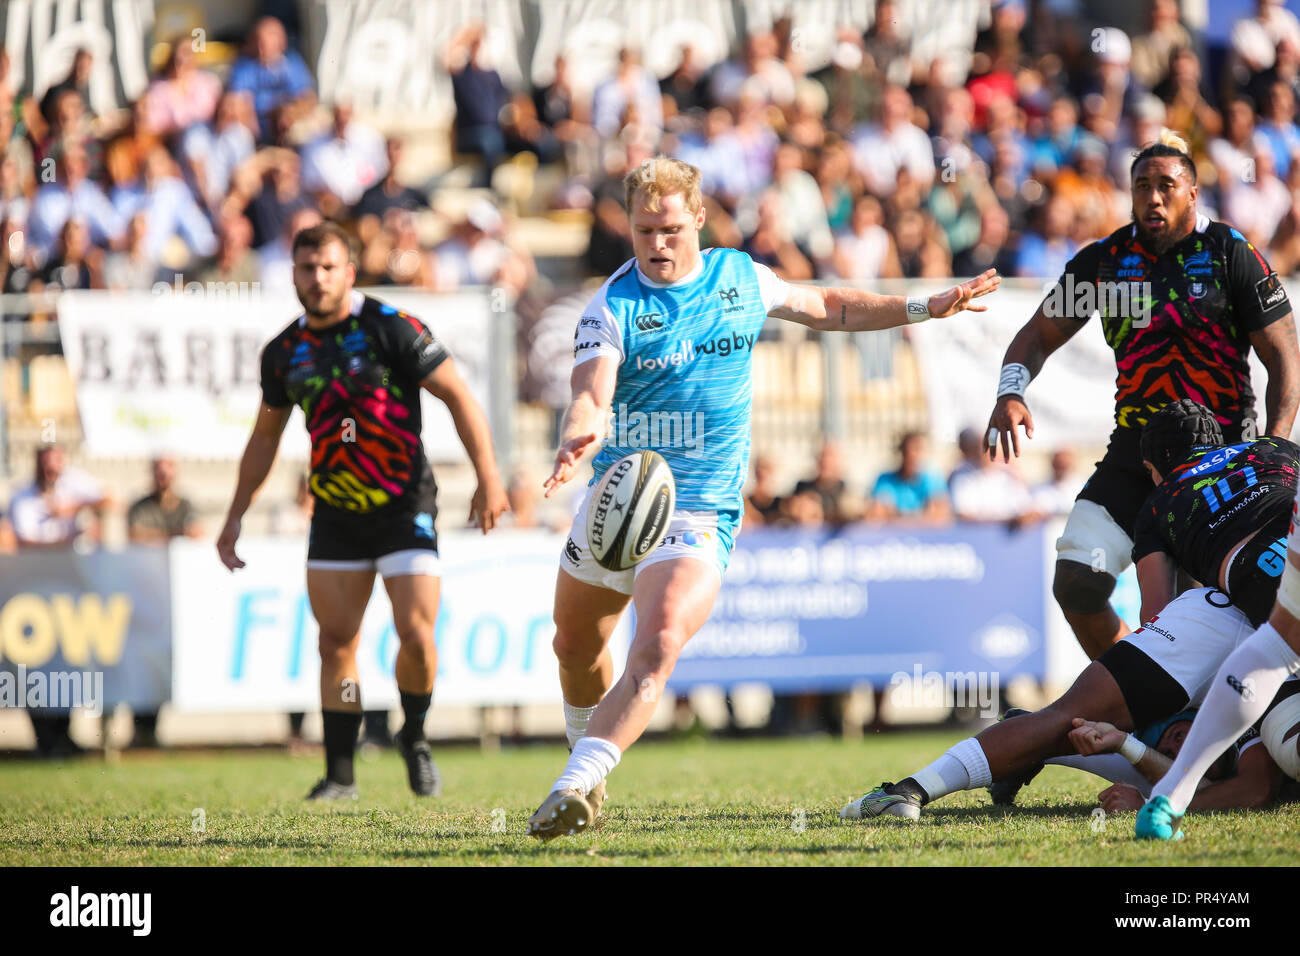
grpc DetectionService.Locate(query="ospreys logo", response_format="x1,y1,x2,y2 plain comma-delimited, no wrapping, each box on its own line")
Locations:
635,312,664,333
718,286,744,313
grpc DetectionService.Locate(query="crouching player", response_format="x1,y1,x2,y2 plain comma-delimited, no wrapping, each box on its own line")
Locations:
841,401,1298,820
527,155,1001,839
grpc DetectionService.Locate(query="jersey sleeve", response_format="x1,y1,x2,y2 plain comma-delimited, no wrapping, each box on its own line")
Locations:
259,339,291,408
1045,241,1103,323
386,311,450,383
573,289,623,367
752,260,792,312
1226,231,1291,332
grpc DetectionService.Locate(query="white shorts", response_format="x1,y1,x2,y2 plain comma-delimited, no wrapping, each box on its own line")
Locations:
306,549,442,578
1121,588,1255,707
559,486,737,595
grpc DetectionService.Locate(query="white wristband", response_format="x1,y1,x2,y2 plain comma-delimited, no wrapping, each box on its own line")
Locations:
1119,734,1148,765
996,363,1031,400
905,295,931,323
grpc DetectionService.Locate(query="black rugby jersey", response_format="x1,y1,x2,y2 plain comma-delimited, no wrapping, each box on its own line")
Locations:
1132,437,1299,599
260,290,449,515
1048,214,1291,433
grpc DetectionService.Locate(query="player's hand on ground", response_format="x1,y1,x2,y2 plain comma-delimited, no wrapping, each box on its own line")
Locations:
1098,782,1145,812
544,433,597,498
470,476,509,533
216,517,245,571
1069,717,1127,756
986,395,1034,461
926,269,1001,318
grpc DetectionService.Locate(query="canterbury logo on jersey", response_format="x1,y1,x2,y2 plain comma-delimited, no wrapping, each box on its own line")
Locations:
633,333,757,371
635,312,665,332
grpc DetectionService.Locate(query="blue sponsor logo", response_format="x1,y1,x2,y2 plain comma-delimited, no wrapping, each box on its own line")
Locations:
1178,442,1248,481
414,512,435,540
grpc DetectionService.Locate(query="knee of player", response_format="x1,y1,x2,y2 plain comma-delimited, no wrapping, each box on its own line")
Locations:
1052,560,1116,614
317,630,358,657
628,627,686,678
394,618,435,647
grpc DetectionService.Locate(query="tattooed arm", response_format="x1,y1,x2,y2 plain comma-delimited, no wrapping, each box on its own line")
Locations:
769,269,1001,331
1250,311,1300,438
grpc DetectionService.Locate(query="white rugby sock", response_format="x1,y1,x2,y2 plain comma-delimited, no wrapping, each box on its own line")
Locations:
563,700,598,749
1152,622,1300,814
552,736,622,795
1047,753,1153,796
910,737,992,801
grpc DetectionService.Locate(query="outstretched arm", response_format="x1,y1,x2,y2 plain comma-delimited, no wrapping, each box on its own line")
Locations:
545,354,618,498
768,269,1001,332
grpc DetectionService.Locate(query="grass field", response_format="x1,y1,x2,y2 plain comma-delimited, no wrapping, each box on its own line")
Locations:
3,733,1298,866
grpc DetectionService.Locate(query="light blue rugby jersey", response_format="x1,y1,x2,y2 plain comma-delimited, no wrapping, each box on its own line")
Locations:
573,247,790,514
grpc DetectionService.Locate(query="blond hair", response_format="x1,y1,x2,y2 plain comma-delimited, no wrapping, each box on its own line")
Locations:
623,156,703,214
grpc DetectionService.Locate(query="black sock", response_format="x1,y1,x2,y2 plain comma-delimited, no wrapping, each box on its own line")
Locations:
398,691,432,744
322,710,363,785
894,777,930,805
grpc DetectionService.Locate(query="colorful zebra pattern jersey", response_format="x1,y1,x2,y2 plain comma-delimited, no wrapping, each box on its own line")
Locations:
1051,214,1291,433
1132,437,1300,589
260,290,448,515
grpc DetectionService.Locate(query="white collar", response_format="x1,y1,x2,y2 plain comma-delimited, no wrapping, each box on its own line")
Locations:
299,289,365,328
635,255,704,288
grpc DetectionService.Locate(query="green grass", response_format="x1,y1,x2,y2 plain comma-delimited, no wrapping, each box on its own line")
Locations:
2,733,1297,866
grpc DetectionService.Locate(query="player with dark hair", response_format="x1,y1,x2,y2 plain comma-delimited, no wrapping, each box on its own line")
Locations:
842,401,1300,821
986,131,1300,661
217,221,509,800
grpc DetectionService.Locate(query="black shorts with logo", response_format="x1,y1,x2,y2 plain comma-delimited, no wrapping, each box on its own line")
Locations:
307,469,439,563
1077,420,1255,538
1226,511,1291,626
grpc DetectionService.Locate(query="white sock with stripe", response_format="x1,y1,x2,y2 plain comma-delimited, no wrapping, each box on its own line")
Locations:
552,736,622,795
563,700,598,749
910,737,992,802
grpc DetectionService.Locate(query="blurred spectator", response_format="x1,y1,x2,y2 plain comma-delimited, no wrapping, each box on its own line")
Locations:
128,456,200,543
38,48,94,125
770,141,834,272
1,217,37,304
180,90,258,213
1210,98,1266,188
863,0,914,88
852,85,935,198
892,207,951,278
102,98,163,194
300,100,387,214
142,40,222,137
1014,195,1076,278
195,212,259,289
711,31,795,109
352,138,430,228
1055,135,1128,236
111,146,217,264
584,141,651,277
792,441,859,526
592,48,664,142
501,92,562,164
1130,0,1195,91
37,218,99,291
674,107,753,209
1031,447,1085,518
660,44,710,114
866,431,950,524
782,487,826,526
952,201,1015,276
948,427,1033,523
103,212,164,290
1257,80,1300,179
744,454,785,527
1223,143,1290,248
259,205,323,294
1231,0,1300,86
1030,95,1084,174
743,190,813,280
446,23,510,178
433,200,533,295
360,209,434,288
833,194,901,280
28,145,123,262
9,445,110,549
227,16,315,141
814,138,858,232
1153,48,1223,163
34,87,98,172
245,150,313,249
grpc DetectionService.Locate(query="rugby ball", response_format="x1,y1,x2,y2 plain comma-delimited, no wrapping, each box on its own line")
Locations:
586,451,675,571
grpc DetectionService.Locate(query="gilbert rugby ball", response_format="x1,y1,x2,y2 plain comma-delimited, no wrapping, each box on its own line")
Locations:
586,451,676,571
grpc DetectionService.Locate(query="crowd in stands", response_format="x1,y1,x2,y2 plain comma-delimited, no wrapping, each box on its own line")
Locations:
743,430,1082,532
2,3,1300,312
